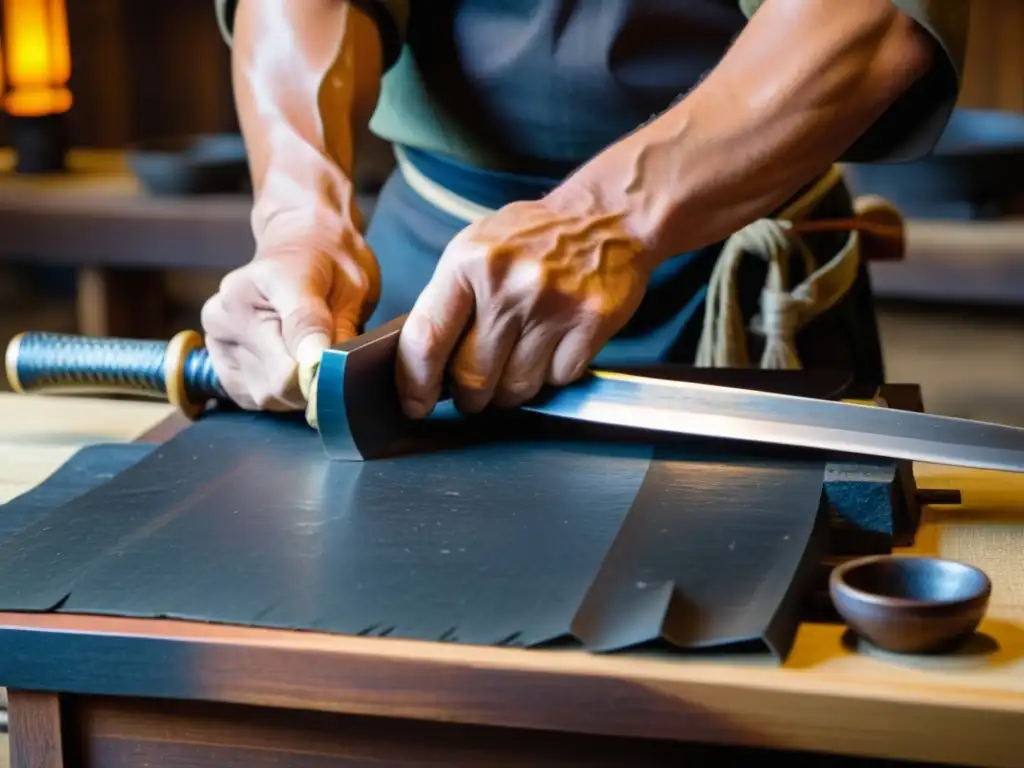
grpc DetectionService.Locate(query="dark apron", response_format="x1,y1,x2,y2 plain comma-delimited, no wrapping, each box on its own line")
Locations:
364,146,886,385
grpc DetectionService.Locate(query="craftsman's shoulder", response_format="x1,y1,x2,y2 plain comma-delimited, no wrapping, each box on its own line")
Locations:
737,0,968,74
738,0,970,163
890,1,969,76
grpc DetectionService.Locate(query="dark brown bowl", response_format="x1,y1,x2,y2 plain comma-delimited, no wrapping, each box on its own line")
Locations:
829,555,991,654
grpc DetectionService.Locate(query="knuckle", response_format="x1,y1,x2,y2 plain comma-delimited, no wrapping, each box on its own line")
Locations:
267,365,298,400
235,395,259,411
199,297,226,334
248,373,289,409
204,338,237,376
280,303,330,343
494,378,539,407
582,298,613,322
404,315,443,356
452,370,488,394
219,374,257,411
548,359,585,387
501,377,537,399
217,267,250,299
335,255,372,294
250,388,277,410
247,259,287,294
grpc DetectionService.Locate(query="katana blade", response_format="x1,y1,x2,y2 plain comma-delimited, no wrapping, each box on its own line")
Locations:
526,370,1024,473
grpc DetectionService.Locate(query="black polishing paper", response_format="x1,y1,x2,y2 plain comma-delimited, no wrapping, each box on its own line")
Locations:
0,443,155,540
0,410,828,661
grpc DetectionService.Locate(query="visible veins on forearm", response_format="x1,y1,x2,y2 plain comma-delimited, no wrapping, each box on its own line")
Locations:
231,0,382,239
559,0,936,263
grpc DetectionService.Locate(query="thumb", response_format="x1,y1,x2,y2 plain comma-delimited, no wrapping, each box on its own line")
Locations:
279,296,333,364
293,299,364,408
283,308,332,408
253,260,334,363
331,313,360,346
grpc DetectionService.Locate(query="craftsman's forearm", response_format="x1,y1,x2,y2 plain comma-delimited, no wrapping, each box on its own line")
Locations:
552,0,936,266
231,0,383,246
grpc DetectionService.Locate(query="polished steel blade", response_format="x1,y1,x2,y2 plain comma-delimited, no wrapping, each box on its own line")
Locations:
527,371,1024,473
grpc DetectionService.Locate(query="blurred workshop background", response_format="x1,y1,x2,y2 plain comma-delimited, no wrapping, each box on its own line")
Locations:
0,0,1021,426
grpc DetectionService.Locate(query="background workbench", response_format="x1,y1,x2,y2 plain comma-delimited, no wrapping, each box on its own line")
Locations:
1,393,1024,766
0,148,1021,338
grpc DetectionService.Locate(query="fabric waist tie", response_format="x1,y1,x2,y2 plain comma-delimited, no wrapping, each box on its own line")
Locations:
394,145,901,371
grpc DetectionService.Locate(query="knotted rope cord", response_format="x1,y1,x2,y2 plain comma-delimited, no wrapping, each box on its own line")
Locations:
395,149,898,369
695,164,862,370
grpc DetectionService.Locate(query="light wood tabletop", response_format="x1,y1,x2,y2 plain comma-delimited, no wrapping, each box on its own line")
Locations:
0,393,174,505
1,392,1024,765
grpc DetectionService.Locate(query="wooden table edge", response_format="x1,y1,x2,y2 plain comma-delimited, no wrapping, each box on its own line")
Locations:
0,610,1022,767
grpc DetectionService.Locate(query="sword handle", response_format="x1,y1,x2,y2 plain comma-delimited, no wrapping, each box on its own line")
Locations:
4,330,227,419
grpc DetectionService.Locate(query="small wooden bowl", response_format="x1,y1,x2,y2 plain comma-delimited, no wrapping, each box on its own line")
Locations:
829,555,991,654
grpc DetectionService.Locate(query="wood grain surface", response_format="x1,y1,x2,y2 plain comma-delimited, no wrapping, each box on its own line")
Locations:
68,695,787,767
1,394,1024,766
0,395,173,504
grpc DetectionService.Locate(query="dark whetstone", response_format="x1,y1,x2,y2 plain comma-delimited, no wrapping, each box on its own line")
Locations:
821,383,937,552
824,459,904,555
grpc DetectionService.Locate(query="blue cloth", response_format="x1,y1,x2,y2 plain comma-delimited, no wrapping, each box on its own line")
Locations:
365,146,885,383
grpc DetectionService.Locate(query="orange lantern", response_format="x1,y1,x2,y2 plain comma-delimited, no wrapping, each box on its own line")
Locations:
1,0,72,172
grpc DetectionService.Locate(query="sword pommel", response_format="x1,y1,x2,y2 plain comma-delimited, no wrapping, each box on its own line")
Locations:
5,330,226,419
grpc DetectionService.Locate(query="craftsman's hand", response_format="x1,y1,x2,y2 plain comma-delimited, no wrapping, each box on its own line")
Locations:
396,196,653,417
201,227,379,411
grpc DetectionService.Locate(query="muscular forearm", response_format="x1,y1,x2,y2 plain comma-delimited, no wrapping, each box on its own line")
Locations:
231,0,383,247
552,0,936,266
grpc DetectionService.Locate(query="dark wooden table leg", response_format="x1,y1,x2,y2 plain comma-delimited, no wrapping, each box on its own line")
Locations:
7,690,66,768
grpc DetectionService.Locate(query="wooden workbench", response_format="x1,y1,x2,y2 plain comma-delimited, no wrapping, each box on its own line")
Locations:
0,392,1023,766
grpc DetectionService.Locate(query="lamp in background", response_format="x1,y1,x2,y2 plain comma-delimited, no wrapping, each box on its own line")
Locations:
0,0,71,173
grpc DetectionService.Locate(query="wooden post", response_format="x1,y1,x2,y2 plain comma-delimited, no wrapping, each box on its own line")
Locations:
7,690,66,768
76,267,167,338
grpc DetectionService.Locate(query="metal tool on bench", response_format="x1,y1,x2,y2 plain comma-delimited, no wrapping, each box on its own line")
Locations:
6,314,1024,473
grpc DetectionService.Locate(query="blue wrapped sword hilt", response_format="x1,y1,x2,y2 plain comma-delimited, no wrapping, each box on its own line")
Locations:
5,330,228,418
